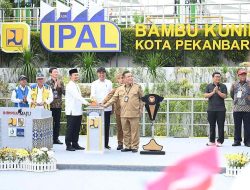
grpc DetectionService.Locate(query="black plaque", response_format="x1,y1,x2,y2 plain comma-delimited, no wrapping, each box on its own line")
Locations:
140,94,165,155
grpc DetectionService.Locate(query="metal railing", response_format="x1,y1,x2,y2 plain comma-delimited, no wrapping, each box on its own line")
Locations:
0,7,40,31
105,2,250,26
1,2,250,30
0,97,235,137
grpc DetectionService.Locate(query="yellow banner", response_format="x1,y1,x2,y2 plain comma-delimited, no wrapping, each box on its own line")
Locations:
41,22,121,52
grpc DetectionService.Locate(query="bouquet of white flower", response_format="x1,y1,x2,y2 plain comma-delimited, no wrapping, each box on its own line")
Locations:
30,147,54,163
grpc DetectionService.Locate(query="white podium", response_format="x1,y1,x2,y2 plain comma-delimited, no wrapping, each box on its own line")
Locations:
0,107,53,149
86,106,104,153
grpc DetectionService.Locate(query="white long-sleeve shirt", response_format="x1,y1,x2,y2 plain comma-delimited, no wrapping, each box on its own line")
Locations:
65,80,89,116
91,79,112,112
11,85,31,104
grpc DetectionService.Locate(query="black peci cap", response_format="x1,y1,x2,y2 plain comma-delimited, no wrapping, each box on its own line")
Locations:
69,68,78,75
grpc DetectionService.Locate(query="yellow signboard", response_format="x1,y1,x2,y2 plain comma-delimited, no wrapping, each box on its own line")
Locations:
40,22,120,52
1,23,30,53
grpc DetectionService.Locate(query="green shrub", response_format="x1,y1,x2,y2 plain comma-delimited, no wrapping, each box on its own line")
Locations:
2,27,249,67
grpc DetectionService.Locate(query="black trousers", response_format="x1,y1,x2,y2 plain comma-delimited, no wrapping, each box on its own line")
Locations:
207,111,225,143
104,111,111,147
233,112,250,145
65,115,82,147
51,108,62,141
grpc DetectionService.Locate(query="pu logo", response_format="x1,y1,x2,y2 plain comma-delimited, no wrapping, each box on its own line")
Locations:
7,29,23,46
89,117,100,129
40,1,121,52
0,23,30,53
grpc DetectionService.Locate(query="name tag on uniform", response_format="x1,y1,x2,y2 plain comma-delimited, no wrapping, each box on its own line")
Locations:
53,90,58,99
237,90,242,98
124,96,129,102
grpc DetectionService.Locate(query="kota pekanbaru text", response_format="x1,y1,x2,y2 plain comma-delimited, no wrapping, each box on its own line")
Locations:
135,39,250,50
135,24,250,50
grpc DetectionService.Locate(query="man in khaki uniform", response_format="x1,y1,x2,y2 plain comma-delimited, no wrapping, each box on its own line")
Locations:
103,71,143,153
102,73,124,150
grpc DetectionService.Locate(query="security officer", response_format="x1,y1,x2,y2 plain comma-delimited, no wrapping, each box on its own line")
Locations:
102,73,124,150
11,75,31,107
103,71,143,153
204,71,227,147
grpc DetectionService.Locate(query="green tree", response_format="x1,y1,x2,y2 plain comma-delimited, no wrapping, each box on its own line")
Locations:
144,52,163,79
73,52,98,83
0,0,13,17
133,12,144,24
14,49,41,83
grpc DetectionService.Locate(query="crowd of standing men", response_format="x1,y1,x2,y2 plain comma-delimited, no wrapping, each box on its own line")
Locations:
11,67,250,152
11,67,143,152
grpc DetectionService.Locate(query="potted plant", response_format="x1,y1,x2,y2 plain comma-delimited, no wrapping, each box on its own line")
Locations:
28,147,56,172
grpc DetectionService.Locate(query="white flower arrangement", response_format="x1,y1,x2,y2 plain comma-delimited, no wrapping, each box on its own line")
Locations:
0,147,56,172
31,147,55,163
225,153,250,177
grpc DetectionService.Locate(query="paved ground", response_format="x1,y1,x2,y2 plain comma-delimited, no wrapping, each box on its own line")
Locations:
53,136,250,168
0,136,248,190
0,170,234,190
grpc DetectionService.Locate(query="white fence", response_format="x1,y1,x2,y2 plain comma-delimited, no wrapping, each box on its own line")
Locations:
1,2,250,30
0,160,57,172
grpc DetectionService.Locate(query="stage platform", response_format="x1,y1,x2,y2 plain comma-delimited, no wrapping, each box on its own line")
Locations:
54,136,250,172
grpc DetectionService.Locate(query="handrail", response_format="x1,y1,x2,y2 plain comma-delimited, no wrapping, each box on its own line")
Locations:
0,97,235,137
1,2,250,29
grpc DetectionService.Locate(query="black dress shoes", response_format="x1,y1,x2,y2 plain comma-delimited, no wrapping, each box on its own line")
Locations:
53,139,63,144
66,146,76,151
117,145,123,150
131,149,138,153
105,146,111,150
245,143,250,147
232,142,241,146
121,148,132,152
72,144,85,150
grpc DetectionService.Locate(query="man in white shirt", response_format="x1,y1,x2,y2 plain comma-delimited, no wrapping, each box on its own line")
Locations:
28,73,53,110
91,67,112,149
11,75,31,107
65,68,89,151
